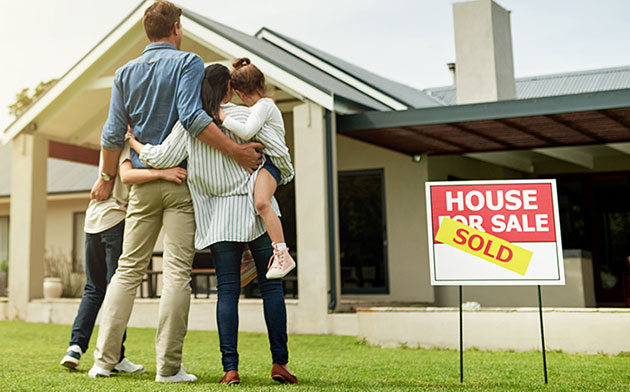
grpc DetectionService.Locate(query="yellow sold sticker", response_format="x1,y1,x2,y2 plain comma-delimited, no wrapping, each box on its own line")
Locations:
435,218,533,276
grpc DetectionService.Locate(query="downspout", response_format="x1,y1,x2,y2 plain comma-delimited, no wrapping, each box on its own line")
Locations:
325,108,337,311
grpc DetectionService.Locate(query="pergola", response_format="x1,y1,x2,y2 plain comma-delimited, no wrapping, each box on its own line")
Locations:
337,88,630,174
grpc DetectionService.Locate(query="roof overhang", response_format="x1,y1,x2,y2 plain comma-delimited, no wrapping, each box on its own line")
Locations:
337,88,630,157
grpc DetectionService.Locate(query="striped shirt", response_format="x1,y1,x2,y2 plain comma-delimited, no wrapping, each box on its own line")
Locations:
139,103,285,249
222,97,294,184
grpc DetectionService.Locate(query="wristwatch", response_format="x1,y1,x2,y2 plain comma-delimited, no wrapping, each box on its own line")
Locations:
100,172,114,181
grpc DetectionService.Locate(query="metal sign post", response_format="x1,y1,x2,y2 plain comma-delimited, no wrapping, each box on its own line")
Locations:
459,285,464,383
537,285,548,384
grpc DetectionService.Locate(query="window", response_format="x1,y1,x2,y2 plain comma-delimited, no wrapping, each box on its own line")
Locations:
338,170,388,294
0,216,8,263
73,212,86,273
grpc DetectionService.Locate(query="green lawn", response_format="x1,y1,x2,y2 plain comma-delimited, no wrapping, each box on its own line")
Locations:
0,321,629,391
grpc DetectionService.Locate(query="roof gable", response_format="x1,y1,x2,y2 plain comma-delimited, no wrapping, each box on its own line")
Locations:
256,28,443,110
182,8,390,112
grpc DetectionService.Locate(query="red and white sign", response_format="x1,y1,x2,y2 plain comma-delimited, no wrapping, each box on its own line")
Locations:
426,180,565,286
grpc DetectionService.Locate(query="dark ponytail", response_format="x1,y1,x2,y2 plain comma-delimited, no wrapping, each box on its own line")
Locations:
201,64,231,121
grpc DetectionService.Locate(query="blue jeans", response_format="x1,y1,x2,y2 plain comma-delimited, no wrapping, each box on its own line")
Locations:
210,233,288,371
69,220,126,360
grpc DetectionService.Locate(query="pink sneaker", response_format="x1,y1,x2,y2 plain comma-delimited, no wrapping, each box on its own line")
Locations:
240,247,257,288
265,246,296,279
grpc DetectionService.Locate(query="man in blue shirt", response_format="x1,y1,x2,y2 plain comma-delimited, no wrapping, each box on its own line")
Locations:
89,1,262,383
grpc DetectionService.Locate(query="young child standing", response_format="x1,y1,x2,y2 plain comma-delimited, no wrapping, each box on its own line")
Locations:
219,57,295,279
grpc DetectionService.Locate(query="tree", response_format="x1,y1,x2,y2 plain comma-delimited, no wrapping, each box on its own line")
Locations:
8,78,57,118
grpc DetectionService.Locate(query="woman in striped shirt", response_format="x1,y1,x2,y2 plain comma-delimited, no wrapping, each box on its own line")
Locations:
127,64,297,385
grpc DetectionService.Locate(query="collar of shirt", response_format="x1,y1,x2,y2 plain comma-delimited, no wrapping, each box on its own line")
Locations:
143,42,177,54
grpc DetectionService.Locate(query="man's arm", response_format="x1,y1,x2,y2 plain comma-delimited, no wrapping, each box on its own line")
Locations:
93,74,127,200
90,147,122,201
176,55,263,172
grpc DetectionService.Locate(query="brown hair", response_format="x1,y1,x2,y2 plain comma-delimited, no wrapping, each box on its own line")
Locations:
230,58,266,96
143,1,182,41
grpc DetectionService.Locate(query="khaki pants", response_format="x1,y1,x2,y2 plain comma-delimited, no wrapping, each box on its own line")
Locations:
93,180,196,377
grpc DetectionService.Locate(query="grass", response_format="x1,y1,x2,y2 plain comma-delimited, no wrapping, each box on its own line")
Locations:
0,321,629,391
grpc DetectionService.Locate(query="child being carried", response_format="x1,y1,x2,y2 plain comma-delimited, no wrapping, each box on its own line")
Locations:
219,57,296,279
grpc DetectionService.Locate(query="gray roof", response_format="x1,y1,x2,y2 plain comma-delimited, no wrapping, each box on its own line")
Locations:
0,142,97,197
184,8,436,111
424,65,630,106
256,28,443,109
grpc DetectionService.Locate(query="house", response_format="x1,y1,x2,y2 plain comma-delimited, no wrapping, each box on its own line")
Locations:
2,0,630,353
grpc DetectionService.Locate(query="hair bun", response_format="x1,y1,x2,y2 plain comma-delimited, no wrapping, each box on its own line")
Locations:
232,57,251,69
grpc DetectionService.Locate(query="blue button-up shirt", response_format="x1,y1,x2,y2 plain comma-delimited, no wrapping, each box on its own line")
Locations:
101,42,213,168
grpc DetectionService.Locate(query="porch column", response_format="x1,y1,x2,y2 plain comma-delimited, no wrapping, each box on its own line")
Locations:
8,134,48,320
293,101,338,333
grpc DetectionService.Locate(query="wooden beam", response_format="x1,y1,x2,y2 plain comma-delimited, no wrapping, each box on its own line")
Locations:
405,126,468,151
449,122,516,148
606,142,630,155
494,118,559,145
49,141,99,166
597,109,630,131
533,147,594,169
464,151,535,173
545,114,603,142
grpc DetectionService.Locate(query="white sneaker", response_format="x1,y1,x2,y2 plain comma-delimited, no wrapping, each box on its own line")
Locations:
60,344,82,369
266,246,296,279
155,368,198,383
113,357,145,374
88,364,112,378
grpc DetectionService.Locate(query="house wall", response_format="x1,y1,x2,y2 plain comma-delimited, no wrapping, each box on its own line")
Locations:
336,135,433,303
44,197,90,261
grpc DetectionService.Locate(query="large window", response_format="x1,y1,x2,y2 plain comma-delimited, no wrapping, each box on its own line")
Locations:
73,212,86,273
338,170,388,294
0,216,8,263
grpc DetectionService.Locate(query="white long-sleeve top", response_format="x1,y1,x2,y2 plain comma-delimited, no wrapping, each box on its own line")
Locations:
222,97,294,184
139,103,282,249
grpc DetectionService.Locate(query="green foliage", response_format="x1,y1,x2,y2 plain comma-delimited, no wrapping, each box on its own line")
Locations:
1,321,630,391
8,79,57,118
0,259,7,273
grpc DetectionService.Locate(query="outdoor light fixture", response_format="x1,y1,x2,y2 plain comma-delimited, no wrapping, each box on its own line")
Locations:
412,154,422,163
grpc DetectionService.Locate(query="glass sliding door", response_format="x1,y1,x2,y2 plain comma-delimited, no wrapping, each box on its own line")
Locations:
338,169,388,294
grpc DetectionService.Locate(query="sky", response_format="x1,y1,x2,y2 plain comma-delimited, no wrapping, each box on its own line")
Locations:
1,0,629,130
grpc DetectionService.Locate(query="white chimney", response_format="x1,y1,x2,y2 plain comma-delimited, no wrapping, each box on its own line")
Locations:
453,0,516,104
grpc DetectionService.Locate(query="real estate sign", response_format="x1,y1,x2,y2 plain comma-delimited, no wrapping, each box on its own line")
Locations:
425,180,564,286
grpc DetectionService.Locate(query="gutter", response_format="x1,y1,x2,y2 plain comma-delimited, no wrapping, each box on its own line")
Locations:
325,109,337,311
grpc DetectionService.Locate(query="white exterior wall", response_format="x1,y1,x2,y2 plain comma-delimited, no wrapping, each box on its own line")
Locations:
292,101,335,332
336,136,433,303
45,197,90,261
358,307,630,354
0,196,91,272
8,135,48,319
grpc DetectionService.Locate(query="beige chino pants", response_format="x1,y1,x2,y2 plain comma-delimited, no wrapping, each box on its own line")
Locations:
93,180,196,377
